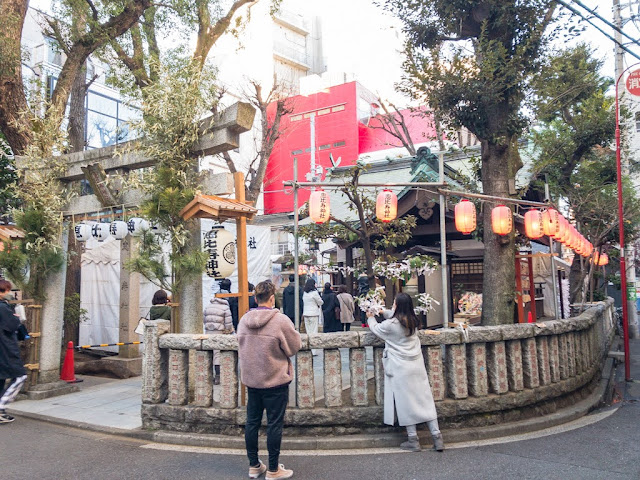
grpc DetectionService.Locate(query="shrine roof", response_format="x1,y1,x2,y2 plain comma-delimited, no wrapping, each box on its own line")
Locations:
179,194,258,222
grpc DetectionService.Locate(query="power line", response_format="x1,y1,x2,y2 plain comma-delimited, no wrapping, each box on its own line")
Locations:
554,0,640,62
569,0,640,47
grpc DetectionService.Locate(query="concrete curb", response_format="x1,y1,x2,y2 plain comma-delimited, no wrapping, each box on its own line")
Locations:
10,356,617,450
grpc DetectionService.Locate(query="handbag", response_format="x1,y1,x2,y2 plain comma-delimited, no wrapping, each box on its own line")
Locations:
134,313,150,335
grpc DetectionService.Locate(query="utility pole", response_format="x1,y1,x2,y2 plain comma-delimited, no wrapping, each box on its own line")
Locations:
614,0,640,338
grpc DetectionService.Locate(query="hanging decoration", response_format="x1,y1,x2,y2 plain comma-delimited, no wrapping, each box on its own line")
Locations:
127,217,150,236
556,215,567,242
542,209,560,237
376,189,398,223
524,209,543,239
455,199,476,234
110,221,129,240
491,205,512,235
204,226,236,279
91,223,110,241
598,253,609,266
74,223,94,242
309,189,330,224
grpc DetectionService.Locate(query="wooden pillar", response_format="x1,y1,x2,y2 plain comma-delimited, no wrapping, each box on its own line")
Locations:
527,256,537,321
345,247,354,295
234,172,249,319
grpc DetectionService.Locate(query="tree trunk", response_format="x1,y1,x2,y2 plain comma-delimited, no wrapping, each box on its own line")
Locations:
0,0,30,154
480,138,521,325
569,255,584,304
67,67,88,152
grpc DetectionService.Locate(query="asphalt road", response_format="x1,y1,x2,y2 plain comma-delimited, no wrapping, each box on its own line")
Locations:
3,397,639,480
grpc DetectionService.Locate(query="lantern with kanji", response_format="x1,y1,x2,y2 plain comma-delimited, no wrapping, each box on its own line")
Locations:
455,199,476,234
74,223,94,242
204,226,236,279
491,205,512,235
91,223,110,241
110,221,129,240
127,217,150,237
524,209,543,239
542,209,560,238
309,190,330,224
376,189,398,223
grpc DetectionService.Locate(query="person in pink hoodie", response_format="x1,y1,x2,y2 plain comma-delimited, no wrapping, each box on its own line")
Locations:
237,280,302,480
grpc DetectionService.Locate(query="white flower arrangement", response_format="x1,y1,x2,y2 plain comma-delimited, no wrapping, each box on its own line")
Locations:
356,286,387,315
372,254,438,282
414,292,441,315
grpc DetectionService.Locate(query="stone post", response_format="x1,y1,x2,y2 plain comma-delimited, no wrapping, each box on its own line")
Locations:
558,333,569,380
566,332,576,378
521,337,540,389
37,227,69,384
574,331,584,375
373,347,384,406
296,350,315,408
506,340,524,392
536,336,551,386
168,349,189,405
323,349,342,407
466,343,488,397
219,350,238,409
142,319,170,403
350,348,368,406
486,341,508,394
193,350,213,407
549,335,561,383
178,218,204,334
118,235,141,358
425,346,446,401
446,344,468,399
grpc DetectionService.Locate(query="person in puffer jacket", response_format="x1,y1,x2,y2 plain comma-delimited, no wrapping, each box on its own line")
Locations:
203,292,233,385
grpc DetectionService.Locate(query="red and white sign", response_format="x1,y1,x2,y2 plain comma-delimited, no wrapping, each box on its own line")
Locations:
626,69,640,96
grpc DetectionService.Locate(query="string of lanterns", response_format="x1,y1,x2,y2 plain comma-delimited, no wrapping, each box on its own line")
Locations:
308,186,608,265
309,188,399,224
453,201,604,261
73,217,152,242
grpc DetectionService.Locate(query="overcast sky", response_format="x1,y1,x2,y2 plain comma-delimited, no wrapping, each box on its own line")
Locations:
30,0,640,99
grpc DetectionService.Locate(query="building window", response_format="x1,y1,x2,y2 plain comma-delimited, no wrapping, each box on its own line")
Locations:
332,105,345,112
303,112,315,119
333,141,346,147
318,144,331,150
291,149,304,155
317,108,331,116
290,114,302,122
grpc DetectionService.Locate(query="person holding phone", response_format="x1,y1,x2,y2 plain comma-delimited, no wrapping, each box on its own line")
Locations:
366,292,444,452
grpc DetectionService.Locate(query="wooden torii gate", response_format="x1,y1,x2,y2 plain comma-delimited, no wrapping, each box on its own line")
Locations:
15,102,256,389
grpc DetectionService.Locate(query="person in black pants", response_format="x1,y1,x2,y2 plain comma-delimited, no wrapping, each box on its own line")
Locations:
281,274,303,325
237,281,301,479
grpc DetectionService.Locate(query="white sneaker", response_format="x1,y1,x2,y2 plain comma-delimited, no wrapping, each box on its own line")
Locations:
265,464,293,479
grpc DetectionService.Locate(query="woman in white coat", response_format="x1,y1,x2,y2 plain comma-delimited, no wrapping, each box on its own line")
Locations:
367,293,444,452
302,278,323,355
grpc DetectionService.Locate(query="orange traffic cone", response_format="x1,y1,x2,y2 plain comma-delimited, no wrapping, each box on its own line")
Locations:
60,341,81,383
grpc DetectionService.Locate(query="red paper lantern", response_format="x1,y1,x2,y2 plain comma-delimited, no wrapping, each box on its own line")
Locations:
556,215,567,242
524,209,543,239
542,209,560,237
455,199,476,234
309,190,330,224
598,253,609,266
584,241,593,256
491,205,512,236
376,189,398,223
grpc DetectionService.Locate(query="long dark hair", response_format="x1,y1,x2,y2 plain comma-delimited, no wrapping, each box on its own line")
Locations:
394,293,419,336
303,278,316,293
152,290,168,305
323,282,333,294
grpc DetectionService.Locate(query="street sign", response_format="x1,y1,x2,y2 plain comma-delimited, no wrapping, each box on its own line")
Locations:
626,69,640,96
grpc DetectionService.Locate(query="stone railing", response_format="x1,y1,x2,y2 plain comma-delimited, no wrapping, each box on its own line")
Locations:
141,300,615,434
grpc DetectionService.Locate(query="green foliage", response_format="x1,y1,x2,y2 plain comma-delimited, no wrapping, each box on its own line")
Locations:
124,61,216,291
63,293,89,328
0,133,18,222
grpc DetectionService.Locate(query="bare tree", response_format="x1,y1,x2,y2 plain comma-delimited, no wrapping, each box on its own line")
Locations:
221,77,294,204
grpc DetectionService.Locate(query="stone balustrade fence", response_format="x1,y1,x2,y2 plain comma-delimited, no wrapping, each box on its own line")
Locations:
141,300,615,435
